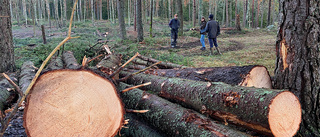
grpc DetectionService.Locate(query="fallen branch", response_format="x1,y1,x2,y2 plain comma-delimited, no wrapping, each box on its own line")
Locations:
109,52,139,78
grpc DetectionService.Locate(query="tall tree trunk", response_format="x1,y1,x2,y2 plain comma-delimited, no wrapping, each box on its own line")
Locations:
243,0,247,27
136,0,143,42
91,0,94,24
79,0,83,21
235,0,237,24
177,0,183,35
149,0,153,37
9,0,13,21
192,0,195,27
251,0,254,28
30,0,36,36
214,0,217,20
45,0,51,28
274,0,320,136
54,0,60,26
117,0,127,40
260,0,264,28
225,0,228,27
267,0,271,25
99,0,102,20
256,0,260,28
22,0,27,25
0,0,15,72
38,0,42,21
168,0,171,19
64,0,67,24
222,0,225,25
198,0,202,23
127,0,130,25
134,0,136,31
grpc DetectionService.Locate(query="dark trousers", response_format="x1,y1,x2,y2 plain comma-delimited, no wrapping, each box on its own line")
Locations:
171,29,178,46
209,38,218,48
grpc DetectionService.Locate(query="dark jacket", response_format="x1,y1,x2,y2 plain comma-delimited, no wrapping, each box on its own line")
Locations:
200,20,207,35
205,19,220,39
169,19,180,31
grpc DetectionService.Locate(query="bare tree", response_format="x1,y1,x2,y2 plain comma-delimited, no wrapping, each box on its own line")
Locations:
192,0,196,27
274,0,320,136
22,0,27,25
225,0,228,27
267,0,271,25
251,0,254,27
177,0,183,35
255,0,260,28
45,0,51,28
149,0,153,37
0,0,15,72
243,0,247,27
91,0,94,24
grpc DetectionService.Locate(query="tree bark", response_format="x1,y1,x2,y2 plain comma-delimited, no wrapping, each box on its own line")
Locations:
243,0,247,27
136,0,143,42
256,0,260,28
121,72,302,136
177,0,183,35
45,0,51,28
0,0,15,73
274,0,320,136
19,61,36,93
118,82,251,137
22,0,27,25
46,56,64,71
24,69,124,137
41,25,46,44
225,0,228,27
149,0,153,37
91,0,94,25
62,51,80,69
143,65,272,88
192,0,196,27
0,74,17,111
117,0,127,40
120,113,165,137
267,0,271,25
251,0,254,28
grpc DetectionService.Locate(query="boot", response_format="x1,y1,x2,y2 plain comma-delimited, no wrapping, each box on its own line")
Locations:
210,47,214,55
215,47,222,55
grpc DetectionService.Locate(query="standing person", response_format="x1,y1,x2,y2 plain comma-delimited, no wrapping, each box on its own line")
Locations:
169,14,180,48
205,14,221,55
200,17,207,50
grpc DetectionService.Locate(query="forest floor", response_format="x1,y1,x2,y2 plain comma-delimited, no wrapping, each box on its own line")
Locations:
12,19,278,76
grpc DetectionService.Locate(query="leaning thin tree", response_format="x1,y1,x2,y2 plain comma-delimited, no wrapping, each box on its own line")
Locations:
273,0,320,136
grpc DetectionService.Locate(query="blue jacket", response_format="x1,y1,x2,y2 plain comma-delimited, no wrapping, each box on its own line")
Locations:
169,19,180,31
205,19,220,39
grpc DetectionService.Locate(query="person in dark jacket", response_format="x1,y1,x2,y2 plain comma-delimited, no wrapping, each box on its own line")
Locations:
169,14,180,48
200,17,207,50
205,14,221,55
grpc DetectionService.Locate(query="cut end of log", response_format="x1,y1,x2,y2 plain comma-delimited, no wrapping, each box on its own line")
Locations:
24,70,124,137
268,91,301,137
240,66,272,88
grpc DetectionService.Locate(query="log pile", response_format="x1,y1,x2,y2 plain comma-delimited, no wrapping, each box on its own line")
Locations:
1,51,302,137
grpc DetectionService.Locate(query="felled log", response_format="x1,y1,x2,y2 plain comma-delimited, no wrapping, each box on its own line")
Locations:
62,51,79,69
120,72,301,136
46,56,64,71
24,69,124,136
144,65,272,88
137,55,189,69
119,82,251,137
0,74,17,111
120,113,165,137
19,61,36,93
1,110,26,136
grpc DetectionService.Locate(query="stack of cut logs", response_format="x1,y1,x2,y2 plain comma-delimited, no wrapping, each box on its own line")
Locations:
0,51,301,137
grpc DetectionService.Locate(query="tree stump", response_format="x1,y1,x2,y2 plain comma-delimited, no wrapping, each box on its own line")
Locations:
24,69,124,136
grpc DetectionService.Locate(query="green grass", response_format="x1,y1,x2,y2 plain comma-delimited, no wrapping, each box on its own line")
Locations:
13,20,277,76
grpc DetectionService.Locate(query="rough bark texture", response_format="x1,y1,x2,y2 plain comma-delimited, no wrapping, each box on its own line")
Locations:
0,74,17,111
0,0,15,73
117,0,127,40
118,82,251,137
143,65,272,88
121,72,301,136
19,61,36,93
46,56,64,71
120,113,165,137
0,110,26,136
274,0,320,136
177,0,183,35
62,51,80,69
136,0,144,42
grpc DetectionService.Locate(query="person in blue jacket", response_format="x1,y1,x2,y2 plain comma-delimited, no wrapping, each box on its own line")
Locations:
205,14,221,55
169,14,180,48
